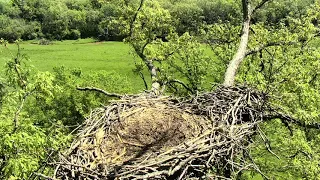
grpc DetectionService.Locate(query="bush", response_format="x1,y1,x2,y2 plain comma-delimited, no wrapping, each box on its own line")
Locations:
169,2,204,35
0,15,25,42
197,0,241,24
38,38,51,45
67,29,81,40
0,15,41,42
21,21,41,40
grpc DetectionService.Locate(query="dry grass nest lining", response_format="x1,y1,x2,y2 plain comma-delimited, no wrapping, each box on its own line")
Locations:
53,86,267,179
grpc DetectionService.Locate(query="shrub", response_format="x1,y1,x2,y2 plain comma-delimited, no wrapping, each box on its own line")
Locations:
38,38,51,45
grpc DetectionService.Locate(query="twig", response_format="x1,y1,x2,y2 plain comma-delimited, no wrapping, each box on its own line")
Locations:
139,71,149,90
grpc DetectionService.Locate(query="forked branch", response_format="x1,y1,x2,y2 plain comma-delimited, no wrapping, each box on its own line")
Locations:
223,0,273,86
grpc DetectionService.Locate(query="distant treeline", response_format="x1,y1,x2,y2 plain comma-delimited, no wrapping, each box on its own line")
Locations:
0,0,315,42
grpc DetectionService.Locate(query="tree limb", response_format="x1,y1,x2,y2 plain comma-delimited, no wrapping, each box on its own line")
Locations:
252,0,272,15
12,90,34,134
166,79,194,94
129,0,145,37
76,87,123,98
264,113,320,130
138,71,149,90
223,0,251,86
245,41,297,56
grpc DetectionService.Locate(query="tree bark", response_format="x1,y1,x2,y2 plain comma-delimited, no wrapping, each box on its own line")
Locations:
223,0,251,86
146,60,160,94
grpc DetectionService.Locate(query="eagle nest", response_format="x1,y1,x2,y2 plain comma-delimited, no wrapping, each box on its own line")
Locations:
51,86,281,179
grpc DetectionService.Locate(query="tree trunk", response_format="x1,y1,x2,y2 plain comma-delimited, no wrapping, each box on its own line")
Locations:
146,60,160,94
223,0,251,86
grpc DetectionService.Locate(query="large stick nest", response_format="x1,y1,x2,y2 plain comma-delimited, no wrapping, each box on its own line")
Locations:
52,86,271,179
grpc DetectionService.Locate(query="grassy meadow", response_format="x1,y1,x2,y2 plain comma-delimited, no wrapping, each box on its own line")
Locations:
0,39,150,92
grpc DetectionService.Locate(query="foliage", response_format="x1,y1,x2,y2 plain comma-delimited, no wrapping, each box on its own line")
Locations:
253,0,315,25
0,40,133,178
109,0,217,94
197,0,241,24
0,0,315,41
38,38,51,45
158,33,213,94
167,1,204,35
203,23,241,83
0,15,40,42
0,40,71,179
235,3,320,179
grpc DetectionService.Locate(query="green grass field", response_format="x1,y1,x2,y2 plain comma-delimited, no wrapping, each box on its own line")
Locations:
0,39,149,91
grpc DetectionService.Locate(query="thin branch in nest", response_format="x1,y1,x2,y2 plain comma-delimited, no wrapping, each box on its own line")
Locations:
76,87,124,98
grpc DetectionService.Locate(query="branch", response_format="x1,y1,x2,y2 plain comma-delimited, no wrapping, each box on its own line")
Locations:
129,0,145,37
166,79,194,94
289,150,312,159
245,41,297,56
76,87,123,98
309,73,319,85
12,90,34,134
138,71,148,90
29,149,57,180
252,0,272,15
257,125,280,159
223,0,251,86
264,113,320,130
